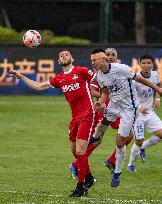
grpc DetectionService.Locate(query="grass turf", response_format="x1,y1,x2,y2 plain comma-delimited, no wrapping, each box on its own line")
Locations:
0,95,162,204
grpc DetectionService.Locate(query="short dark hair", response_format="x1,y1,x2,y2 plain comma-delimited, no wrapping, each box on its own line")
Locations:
139,55,154,63
91,49,106,55
58,49,72,55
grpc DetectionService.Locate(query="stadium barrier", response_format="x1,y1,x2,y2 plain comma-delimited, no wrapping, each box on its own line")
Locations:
0,44,162,95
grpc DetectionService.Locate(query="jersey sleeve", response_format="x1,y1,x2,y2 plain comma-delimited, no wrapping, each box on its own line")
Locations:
48,75,59,88
80,67,95,81
90,81,100,91
119,64,136,79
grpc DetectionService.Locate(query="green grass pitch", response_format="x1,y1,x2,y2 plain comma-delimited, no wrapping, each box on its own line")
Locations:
0,95,162,204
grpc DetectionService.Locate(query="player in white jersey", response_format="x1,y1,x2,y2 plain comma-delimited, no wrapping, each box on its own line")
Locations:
128,55,162,172
90,49,162,188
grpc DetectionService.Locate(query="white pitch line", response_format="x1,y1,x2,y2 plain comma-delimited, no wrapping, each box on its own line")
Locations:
0,190,162,204
0,190,63,198
81,197,162,204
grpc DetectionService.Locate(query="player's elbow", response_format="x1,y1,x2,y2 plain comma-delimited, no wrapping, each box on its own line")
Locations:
35,84,43,91
135,75,142,83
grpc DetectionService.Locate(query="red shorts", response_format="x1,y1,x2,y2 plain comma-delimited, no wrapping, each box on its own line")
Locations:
69,114,95,142
111,117,120,129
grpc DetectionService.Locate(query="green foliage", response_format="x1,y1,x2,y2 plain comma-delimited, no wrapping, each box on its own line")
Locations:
0,95,162,203
50,36,90,45
38,29,55,43
0,27,91,44
0,26,21,43
39,29,90,45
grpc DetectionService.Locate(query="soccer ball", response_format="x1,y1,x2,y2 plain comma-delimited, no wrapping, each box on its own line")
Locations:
23,30,41,48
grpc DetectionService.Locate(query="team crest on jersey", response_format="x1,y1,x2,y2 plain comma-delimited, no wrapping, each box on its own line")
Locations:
72,74,78,79
112,78,116,82
88,70,93,76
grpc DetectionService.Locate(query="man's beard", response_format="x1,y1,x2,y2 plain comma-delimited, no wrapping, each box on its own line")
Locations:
60,60,71,66
108,60,114,63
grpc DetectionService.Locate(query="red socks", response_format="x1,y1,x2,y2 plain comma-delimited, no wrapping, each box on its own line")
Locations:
86,143,98,157
73,143,97,177
107,149,116,164
77,154,88,183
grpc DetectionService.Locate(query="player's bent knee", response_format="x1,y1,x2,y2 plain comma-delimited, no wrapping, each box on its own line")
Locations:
154,129,162,138
116,134,126,148
116,144,125,149
76,150,86,156
135,139,144,147
76,144,88,155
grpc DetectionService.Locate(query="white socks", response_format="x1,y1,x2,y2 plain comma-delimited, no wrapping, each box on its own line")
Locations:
93,122,108,139
141,135,161,149
128,143,140,166
115,145,126,173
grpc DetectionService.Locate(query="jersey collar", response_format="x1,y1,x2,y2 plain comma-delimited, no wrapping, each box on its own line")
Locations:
63,66,74,74
140,71,151,78
102,64,111,74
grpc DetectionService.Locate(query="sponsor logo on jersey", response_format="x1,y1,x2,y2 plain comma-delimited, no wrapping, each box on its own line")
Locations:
112,78,116,82
72,74,78,79
62,83,80,92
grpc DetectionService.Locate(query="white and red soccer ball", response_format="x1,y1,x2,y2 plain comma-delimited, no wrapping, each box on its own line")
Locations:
23,30,41,48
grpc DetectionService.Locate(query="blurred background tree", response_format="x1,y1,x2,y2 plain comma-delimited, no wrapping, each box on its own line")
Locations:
0,0,162,44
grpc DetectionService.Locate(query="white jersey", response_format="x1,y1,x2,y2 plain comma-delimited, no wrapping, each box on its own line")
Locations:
134,71,160,112
97,63,138,109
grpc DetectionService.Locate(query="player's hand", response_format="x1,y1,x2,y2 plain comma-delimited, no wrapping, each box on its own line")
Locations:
7,70,22,79
139,107,148,115
98,103,106,113
94,101,102,111
156,87,162,96
154,98,160,109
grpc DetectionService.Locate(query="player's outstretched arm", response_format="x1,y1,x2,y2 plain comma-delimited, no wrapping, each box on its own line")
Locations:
134,75,162,96
8,70,51,91
154,82,162,108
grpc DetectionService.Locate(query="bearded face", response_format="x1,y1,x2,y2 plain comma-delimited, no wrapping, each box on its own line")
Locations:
59,51,73,66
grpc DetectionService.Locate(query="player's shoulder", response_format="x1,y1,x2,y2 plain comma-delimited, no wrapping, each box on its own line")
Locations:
110,63,129,70
96,70,103,78
52,73,62,81
151,70,159,77
90,80,100,90
73,65,88,73
75,65,94,76
151,71,160,83
74,65,88,70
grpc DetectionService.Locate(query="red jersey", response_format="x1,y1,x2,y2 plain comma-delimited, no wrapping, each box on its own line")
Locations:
49,66,95,119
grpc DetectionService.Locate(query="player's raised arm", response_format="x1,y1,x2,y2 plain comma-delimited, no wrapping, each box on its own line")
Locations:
154,81,162,108
8,70,51,91
134,74,162,95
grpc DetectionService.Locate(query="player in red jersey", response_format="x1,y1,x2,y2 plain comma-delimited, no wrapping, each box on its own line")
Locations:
8,50,96,197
